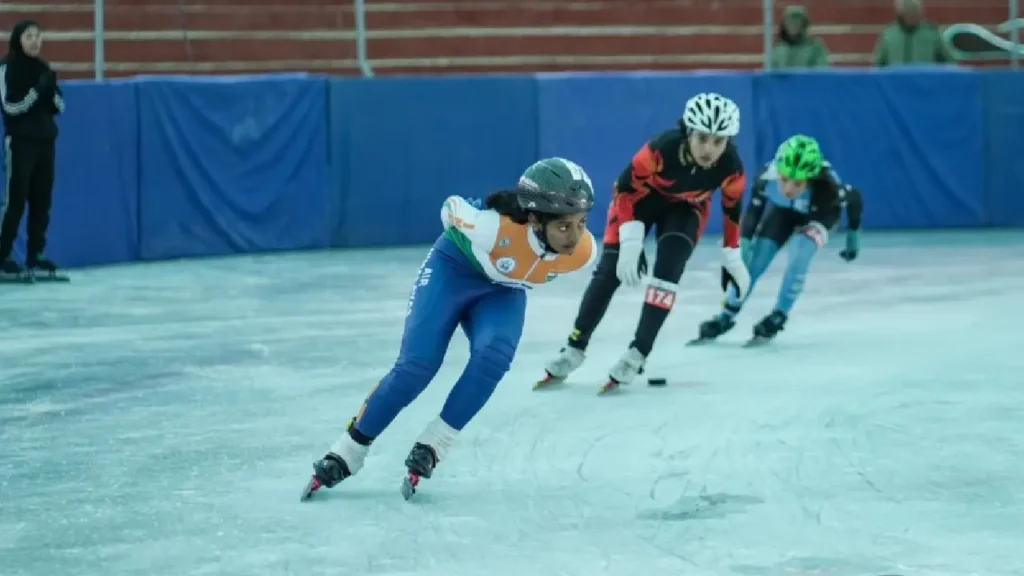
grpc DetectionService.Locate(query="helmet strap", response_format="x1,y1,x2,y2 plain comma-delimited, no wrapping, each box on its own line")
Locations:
530,216,558,253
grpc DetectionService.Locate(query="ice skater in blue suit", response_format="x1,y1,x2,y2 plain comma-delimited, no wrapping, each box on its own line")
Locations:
302,158,598,501
691,134,864,346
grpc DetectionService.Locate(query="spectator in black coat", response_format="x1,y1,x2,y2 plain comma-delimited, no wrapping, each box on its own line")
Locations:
0,20,65,278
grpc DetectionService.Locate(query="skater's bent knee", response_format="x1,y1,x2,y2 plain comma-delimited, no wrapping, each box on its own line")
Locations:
397,355,443,376
468,337,517,378
384,355,444,392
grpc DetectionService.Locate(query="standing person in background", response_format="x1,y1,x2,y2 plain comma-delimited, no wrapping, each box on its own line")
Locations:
0,20,65,282
771,5,830,69
873,0,955,66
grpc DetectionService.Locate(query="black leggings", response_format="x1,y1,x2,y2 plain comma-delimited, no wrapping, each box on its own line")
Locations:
569,204,702,357
1,136,56,260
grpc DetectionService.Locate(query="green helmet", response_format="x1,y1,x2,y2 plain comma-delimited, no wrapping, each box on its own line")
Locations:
516,158,596,215
775,135,823,180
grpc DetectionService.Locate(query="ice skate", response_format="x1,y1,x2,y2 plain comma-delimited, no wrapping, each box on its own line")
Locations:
0,258,31,284
687,311,737,346
301,453,352,501
300,424,369,501
401,442,438,500
26,253,69,283
534,346,585,389
746,310,787,347
598,346,645,395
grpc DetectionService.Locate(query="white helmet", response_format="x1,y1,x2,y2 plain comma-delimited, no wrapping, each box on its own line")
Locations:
682,93,740,137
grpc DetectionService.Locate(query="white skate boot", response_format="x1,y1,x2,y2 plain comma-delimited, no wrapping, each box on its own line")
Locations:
598,346,646,395
534,346,585,389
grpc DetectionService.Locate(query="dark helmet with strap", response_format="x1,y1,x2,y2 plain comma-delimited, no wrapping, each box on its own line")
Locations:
515,158,596,216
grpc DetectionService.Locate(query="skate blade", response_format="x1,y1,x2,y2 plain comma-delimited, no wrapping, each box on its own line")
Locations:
401,473,421,500
300,475,324,502
597,380,621,395
743,337,771,348
0,274,34,284
686,337,715,347
29,272,69,283
533,373,565,390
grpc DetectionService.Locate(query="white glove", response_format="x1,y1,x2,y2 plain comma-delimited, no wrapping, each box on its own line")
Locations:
721,246,751,299
615,220,646,287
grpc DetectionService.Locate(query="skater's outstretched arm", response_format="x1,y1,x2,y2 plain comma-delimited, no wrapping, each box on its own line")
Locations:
838,184,864,261
717,164,749,299
842,185,863,231
719,170,746,249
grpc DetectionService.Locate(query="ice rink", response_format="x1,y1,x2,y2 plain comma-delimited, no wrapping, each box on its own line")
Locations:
1,230,1023,576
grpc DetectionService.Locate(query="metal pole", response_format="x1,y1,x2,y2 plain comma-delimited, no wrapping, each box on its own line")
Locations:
94,0,104,80
354,0,374,77
762,0,773,70
1010,0,1020,69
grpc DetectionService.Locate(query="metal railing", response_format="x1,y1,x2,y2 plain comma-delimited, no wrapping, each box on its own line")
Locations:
88,0,1020,80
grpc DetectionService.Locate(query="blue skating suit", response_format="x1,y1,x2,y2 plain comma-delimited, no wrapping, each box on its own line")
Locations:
709,160,863,341
309,194,597,495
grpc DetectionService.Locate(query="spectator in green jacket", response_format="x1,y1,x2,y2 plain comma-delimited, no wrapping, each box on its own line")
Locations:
873,0,955,66
771,5,830,68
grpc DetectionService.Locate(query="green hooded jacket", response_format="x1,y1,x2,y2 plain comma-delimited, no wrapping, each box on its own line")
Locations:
770,5,830,69
873,18,955,66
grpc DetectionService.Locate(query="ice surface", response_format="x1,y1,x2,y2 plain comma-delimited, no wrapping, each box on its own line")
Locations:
2,231,1024,576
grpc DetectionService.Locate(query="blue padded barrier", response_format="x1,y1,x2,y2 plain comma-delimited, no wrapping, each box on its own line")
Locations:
328,76,538,247
135,75,330,260
535,72,756,236
3,69,1022,271
982,72,1024,227
754,68,988,229
2,81,140,267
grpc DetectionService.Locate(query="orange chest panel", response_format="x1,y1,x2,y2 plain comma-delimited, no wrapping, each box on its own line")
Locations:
487,218,593,285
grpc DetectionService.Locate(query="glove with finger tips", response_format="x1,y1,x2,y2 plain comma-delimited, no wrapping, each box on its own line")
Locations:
615,220,646,287
721,246,751,299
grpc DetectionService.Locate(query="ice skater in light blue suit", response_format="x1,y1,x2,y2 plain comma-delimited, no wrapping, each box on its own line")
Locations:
691,134,864,345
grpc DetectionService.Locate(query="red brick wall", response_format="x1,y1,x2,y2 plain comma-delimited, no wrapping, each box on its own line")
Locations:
0,0,1011,79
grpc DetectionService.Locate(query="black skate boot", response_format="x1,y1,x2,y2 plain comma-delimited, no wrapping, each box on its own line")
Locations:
301,418,368,501
687,308,738,346
747,310,787,347
400,442,438,500
301,453,353,501
26,253,68,282
0,258,30,284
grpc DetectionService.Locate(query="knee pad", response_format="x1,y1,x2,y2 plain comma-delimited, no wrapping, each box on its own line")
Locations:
468,337,517,381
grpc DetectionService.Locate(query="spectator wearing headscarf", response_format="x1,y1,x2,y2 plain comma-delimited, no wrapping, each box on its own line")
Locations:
0,20,64,278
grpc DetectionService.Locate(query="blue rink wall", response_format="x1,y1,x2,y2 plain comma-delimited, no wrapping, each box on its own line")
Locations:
2,68,1023,268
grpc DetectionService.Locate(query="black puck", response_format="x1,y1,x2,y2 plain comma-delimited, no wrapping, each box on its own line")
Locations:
647,377,667,387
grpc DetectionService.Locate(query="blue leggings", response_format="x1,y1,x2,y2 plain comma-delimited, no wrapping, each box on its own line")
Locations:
724,232,818,316
354,236,527,438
